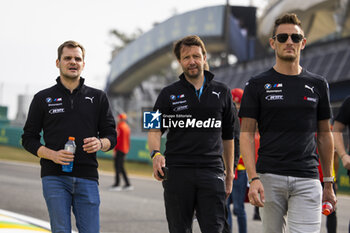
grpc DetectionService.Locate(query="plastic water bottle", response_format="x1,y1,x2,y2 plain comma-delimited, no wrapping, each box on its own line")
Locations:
322,201,333,216
62,136,76,172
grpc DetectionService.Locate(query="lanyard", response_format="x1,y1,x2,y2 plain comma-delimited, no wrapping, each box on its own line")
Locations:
196,76,206,99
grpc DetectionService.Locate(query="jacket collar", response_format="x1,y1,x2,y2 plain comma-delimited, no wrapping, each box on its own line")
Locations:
56,77,85,94
179,70,214,89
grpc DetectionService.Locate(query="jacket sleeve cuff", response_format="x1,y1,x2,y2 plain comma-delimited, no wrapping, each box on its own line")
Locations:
103,135,117,151
27,141,43,157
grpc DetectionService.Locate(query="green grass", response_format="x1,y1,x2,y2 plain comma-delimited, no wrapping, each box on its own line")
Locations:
0,145,40,163
0,145,153,177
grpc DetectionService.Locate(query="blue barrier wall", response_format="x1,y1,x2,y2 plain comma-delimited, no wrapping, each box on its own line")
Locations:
0,124,165,164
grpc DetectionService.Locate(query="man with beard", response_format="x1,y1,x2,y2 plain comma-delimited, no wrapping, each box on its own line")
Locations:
22,40,116,233
148,35,235,233
239,13,336,233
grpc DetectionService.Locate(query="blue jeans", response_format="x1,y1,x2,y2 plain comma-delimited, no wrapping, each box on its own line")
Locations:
226,170,247,233
42,176,100,233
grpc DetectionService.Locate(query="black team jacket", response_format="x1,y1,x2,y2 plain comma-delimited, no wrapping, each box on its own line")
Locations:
22,77,116,181
153,70,235,168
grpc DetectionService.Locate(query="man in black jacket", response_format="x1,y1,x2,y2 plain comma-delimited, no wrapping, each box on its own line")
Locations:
22,40,116,233
148,35,235,233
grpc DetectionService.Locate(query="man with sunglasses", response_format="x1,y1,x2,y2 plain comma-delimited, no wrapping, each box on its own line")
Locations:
239,13,336,233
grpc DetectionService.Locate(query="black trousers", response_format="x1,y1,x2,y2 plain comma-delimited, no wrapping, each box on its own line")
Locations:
162,167,226,233
114,150,130,186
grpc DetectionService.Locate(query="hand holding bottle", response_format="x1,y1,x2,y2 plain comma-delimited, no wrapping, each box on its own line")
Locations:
322,201,333,216
62,137,76,172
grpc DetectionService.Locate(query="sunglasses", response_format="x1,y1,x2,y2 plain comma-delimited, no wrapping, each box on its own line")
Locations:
273,33,304,43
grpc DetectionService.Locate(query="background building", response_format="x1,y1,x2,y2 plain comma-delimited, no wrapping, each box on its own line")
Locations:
106,0,350,134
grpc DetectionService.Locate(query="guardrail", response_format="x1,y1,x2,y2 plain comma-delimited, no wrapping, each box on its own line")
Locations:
0,124,349,194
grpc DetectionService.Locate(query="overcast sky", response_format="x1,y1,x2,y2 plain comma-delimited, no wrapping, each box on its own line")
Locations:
0,0,262,120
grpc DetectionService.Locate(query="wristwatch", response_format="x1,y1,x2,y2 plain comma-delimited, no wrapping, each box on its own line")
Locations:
150,150,160,159
323,177,335,183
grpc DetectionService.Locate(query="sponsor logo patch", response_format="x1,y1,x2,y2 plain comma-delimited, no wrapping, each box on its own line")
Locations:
85,96,94,103
177,94,185,99
48,103,63,107
266,90,282,93
171,94,185,100
305,85,314,93
265,95,284,101
49,108,65,114
273,83,283,88
304,96,317,102
173,105,188,112
265,83,283,90
264,84,272,90
46,97,52,103
172,100,187,105
212,91,221,99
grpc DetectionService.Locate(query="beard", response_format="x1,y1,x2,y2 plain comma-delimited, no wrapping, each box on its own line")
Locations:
183,65,203,79
277,50,297,62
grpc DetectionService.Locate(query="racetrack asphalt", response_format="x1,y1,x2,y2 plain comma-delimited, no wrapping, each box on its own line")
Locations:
0,160,349,233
